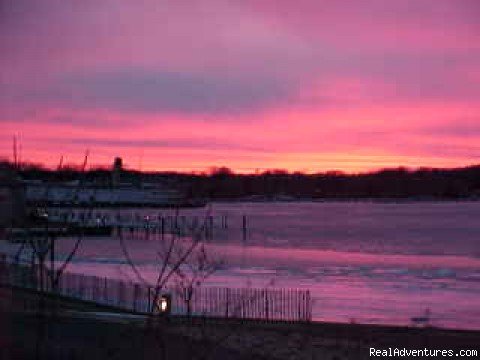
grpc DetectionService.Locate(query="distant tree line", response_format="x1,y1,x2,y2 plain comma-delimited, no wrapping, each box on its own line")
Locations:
6,160,480,200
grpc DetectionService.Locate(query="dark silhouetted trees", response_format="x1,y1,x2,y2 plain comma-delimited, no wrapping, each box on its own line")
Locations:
6,160,480,200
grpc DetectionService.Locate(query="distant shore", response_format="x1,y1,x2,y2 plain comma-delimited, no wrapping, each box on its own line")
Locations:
24,197,480,210
11,161,480,205
212,196,480,204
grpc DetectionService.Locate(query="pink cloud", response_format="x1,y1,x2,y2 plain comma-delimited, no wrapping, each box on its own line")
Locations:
1,0,479,172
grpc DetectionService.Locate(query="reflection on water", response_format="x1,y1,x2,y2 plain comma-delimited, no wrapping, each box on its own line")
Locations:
2,201,479,329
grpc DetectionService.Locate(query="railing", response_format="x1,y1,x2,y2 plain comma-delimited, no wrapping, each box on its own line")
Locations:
0,254,311,322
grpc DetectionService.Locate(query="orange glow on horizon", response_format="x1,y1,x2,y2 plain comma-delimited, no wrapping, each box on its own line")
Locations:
1,1,478,174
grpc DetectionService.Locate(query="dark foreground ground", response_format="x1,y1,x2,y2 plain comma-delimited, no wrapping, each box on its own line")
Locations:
1,286,478,359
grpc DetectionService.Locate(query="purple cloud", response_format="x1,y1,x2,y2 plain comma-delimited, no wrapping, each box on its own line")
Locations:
23,69,294,114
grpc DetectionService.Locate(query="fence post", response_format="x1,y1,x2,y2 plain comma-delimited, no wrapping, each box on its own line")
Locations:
104,277,108,304
79,274,84,299
265,289,269,322
161,217,165,239
117,281,122,307
225,288,229,318
242,215,247,243
298,291,302,322
147,286,152,313
133,283,139,312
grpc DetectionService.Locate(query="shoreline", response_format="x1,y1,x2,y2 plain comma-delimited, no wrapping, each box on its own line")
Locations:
2,286,479,359
212,197,480,204
2,237,479,332
26,197,480,209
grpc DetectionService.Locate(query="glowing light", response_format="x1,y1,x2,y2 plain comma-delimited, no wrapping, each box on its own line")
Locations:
156,294,171,314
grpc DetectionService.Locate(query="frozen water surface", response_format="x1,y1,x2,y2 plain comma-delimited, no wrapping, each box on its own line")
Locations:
2,201,479,329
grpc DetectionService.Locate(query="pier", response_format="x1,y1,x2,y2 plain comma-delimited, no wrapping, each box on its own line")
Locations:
40,209,232,240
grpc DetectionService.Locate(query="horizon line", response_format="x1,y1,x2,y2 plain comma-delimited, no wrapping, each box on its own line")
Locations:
3,158,480,177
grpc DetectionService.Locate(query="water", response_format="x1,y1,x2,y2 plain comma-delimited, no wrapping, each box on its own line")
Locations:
2,201,480,330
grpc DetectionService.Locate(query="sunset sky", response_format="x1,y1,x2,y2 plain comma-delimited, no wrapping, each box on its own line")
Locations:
1,0,479,173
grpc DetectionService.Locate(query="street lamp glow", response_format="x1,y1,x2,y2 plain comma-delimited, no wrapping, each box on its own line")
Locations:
156,294,171,315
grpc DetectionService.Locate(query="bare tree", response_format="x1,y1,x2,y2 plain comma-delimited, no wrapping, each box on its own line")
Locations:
172,241,223,316
114,207,215,358
116,208,291,360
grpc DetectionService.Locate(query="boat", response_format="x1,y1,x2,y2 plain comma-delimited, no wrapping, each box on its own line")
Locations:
23,157,206,208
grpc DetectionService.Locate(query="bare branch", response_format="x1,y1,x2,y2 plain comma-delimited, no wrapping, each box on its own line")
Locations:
52,233,82,288
118,232,148,286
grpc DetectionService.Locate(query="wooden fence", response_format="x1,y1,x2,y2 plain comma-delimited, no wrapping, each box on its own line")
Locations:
0,254,311,322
